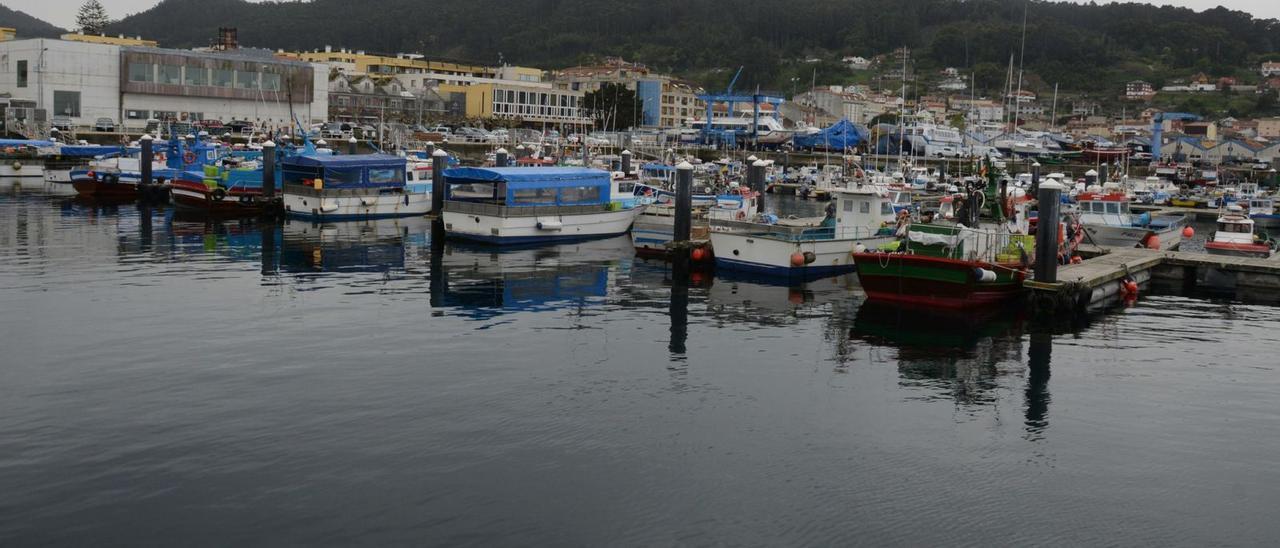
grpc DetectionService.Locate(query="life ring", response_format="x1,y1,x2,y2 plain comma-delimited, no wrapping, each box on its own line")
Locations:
183,151,196,164
736,210,747,220
11,161,22,171
211,188,226,201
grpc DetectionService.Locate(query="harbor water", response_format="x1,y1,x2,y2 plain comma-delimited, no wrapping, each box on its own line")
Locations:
3,184,1280,545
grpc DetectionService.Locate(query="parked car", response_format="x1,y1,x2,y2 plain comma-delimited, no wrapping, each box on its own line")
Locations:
225,120,256,134
932,146,961,158
93,117,116,132
1250,161,1272,170
321,122,353,139
50,116,74,131
454,127,495,143
195,119,224,131
1131,152,1153,161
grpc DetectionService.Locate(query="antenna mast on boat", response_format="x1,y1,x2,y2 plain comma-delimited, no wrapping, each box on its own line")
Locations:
1011,0,1029,132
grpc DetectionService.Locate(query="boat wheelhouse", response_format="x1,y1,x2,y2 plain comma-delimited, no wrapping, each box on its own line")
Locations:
441,167,646,245
1247,197,1279,229
281,154,430,220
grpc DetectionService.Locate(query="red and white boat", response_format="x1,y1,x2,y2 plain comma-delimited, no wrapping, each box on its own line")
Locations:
1204,205,1275,259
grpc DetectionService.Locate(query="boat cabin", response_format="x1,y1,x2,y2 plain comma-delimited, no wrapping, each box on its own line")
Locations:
282,154,407,190
1214,207,1256,244
443,167,621,210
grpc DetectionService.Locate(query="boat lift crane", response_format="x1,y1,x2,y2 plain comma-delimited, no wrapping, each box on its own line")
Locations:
1151,112,1199,161
695,66,787,148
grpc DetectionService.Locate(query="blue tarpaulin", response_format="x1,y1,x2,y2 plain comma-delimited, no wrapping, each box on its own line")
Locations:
793,118,867,150
443,167,610,190
53,145,126,157
284,153,405,169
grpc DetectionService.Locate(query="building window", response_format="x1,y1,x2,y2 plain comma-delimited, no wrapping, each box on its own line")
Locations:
125,109,149,120
53,91,81,117
260,73,282,91
153,110,177,121
128,62,153,83
235,70,258,89
16,60,27,87
159,65,182,85
184,66,208,86
213,68,233,87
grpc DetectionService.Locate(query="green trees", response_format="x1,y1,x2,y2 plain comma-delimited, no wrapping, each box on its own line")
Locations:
75,0,110,35
582,83,643,131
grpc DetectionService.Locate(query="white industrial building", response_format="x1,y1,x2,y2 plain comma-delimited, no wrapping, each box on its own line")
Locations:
0,37,328,133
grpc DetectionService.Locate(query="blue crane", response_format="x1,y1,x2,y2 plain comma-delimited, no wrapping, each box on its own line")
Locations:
695,67,786,147
1151,112,1200,161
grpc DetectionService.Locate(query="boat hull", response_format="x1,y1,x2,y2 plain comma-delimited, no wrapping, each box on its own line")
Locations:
171,179,272,215
852,253,1025,309
72,176,139,198
1205,241,1274,259
710,231,892,279
444,206,644,245
283,186,431,221
1082,222,1184,251
0,161,43,179
1250,214,1280,230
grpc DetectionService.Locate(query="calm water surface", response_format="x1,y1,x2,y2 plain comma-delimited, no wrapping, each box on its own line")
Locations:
3,182,1280,546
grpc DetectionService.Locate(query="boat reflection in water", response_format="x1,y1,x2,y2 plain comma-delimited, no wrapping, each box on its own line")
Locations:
279,217,426,275
436,235,632,319
849,301,1050,436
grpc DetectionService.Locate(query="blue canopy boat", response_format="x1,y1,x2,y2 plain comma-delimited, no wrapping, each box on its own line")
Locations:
281,153,431,220
441,166,646,244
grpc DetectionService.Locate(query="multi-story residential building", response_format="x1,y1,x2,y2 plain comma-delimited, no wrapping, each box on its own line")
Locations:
1260,62,1280,77
1257,117,1280,139
328,73,449,125
1072,101,1100,117
949,98,1004,123
552,58,703,128
1125,80,1156,100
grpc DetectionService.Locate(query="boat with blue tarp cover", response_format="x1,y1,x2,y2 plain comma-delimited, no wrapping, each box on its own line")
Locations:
281,153,431,220
71,137,216,198
441,166,646,245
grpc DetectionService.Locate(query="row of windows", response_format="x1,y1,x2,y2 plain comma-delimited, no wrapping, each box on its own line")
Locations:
494,104,580,118
495,89,578,108
128,63,284,91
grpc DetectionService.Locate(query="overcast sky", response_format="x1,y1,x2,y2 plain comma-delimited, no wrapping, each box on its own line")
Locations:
10,0,1280,30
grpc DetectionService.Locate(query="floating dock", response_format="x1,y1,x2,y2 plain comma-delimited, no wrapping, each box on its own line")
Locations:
1027,246,1280,310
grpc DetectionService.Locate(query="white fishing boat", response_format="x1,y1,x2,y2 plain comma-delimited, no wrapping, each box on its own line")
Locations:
1204,205,1275,259
441,166,646,244
632,187,757,257
282,153,431,220
1076,187,1187,250
709,183,898,278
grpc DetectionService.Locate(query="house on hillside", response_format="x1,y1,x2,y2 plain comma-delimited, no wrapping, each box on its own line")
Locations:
1125,80,1156,100
1261,62,1280,77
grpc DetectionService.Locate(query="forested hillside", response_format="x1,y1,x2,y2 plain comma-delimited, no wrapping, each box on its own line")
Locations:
85,0,1280,94
0,4,65,38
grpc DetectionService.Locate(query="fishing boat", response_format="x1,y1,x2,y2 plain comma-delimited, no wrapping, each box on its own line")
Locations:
71,137,217,198
1204,205,1275,259
42,144,128,193
852,222,1033,309
631,186,757,258
441,166,646,244
171,154,279,215
1076,187,1188,250
281,153,431,220
708,184,898,278
0,138,47,180
1246,197,1280,229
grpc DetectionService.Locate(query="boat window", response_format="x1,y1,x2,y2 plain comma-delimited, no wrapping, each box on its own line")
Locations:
859,201,870,214
1120,203,1130,214
881,202,894,216
324,168,362,186
406,171,414,181
1105,202,1121,214
368,168,403,184
558,186,602,205
511,187,557,206
843,199,853,212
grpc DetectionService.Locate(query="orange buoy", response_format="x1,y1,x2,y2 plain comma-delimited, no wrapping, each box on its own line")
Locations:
1143,234,1160,249
1122,279,1139,296
790,252,806,267
1182,226,1195,238
690,247,707,262
1070,255,1083,264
